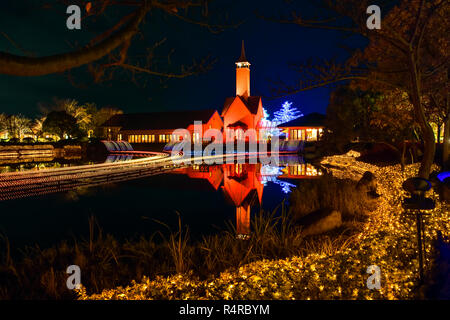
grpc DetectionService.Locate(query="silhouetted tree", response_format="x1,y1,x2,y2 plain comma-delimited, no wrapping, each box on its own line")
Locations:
324,86,416,168
42,111,81,140
0,0,234,82
91,107,123,138
323,87,380,152
271,0,449,177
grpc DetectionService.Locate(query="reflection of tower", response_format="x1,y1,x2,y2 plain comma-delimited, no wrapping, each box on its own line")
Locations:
236,204,250,236
222,163,264,238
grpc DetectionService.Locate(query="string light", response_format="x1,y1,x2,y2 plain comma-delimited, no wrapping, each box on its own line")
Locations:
79,157,449,300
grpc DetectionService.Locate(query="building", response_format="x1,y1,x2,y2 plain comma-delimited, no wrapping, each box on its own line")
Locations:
102,109,223,144
221,41,264,142
102,41,265,144
277,112,326,141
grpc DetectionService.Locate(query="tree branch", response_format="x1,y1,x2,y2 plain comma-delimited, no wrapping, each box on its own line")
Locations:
0,1,150,76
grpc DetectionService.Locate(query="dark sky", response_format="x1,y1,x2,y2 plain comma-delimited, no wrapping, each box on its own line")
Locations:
0,0,366,119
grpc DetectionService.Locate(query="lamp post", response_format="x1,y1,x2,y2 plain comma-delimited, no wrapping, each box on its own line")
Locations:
401,177,435,283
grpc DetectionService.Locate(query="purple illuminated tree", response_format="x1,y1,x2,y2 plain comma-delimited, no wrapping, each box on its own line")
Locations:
260,108,280,138
273,101,303,125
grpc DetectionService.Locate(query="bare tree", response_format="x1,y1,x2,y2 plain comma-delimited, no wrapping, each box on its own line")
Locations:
6,115,32,141
0,0,235,81
268,0,449,177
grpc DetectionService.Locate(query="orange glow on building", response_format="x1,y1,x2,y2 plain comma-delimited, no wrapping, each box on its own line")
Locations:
222,163,264,237
222,41,264,141
102,42,267,143
235,41,251,98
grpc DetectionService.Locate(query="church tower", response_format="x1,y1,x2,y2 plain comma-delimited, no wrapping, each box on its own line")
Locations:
235,40,250,98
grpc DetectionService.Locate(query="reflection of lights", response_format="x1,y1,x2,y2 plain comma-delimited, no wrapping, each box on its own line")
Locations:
437,172,450,182
286,163,322,176
236,234,251,240
272,179,296,194
261,173,296,194
260,165,283,176
80,159,450,300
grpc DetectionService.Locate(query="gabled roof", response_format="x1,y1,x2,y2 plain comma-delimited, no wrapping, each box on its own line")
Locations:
227,120,248,129
277,112,326,128
101,109,219,130
221,95,262,116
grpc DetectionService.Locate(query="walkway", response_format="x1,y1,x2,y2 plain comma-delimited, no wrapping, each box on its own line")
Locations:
0,151,179,201
0,151,271,201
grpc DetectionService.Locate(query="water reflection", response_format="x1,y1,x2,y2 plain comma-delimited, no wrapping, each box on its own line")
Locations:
0,154,135,173
0,159,92,174
105,154,134,163
170,158,323,238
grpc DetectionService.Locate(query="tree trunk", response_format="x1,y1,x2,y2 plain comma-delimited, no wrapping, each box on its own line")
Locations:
443,115,450,169
408,53,435,179
437,124,441,144
401,140,406,171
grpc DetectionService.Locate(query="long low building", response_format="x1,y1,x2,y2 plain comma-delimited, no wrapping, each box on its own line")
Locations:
102,109,223,144
277,112,326,141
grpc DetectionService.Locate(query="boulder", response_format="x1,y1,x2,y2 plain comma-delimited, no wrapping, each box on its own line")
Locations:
298,209,342,236
356,171,377,193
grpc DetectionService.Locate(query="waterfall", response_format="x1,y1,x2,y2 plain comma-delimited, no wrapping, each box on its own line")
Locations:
102,140,134,153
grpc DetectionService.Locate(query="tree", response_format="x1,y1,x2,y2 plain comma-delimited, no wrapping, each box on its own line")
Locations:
5,114,32,141
369,90,417,169
323,86,416,168
0,113,6,134
271,0,449,178
272,101,303,125
42,111,81,140
32,116,47,139
323,87,366,152
91,107,123,138
0,1,232,81
59,99,93,135
259,108,280,139
323,86,381,152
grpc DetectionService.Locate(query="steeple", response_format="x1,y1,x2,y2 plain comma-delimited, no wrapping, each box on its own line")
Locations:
235,40,250,98
237,40,247,63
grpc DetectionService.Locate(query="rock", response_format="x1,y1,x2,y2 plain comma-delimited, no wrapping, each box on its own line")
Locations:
356,171,377,193
298,209,342,236
345,150,361,158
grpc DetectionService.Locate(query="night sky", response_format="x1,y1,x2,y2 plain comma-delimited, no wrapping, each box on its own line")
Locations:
0,0,365,119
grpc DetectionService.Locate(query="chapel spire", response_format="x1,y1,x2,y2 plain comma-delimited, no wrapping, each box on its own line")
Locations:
235,40,250,98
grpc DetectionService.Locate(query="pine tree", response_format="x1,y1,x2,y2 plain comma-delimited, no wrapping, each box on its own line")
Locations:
259,108,280,138
273,101,303,125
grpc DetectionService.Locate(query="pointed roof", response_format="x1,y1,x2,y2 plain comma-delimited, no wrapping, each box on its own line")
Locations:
221,95,262,116
236,40,248,63
277,112,326,128
227,120,248,129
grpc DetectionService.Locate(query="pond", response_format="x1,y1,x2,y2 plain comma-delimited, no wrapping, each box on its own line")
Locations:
0,155,324,252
